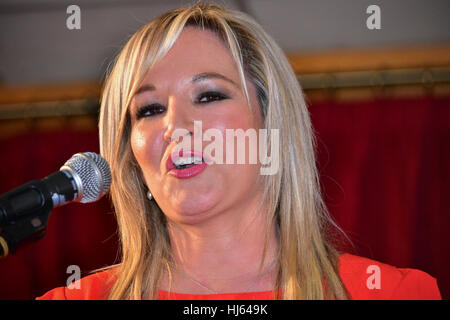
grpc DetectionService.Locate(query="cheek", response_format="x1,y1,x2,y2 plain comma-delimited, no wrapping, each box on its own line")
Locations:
205,104,261,133
203,108,263,183
131,128,147,151
208,106,263,158
130,125,162,176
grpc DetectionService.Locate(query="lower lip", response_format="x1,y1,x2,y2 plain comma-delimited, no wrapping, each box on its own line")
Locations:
168,161,208,179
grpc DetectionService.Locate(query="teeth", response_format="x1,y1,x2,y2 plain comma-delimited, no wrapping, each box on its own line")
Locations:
174,156,203,167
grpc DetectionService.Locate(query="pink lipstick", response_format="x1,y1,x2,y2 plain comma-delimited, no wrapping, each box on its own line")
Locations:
166,150,210,179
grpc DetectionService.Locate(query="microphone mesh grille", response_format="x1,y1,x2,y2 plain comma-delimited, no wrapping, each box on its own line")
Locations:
63,152,112,203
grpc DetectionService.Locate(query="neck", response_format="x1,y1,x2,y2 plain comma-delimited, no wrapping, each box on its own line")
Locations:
162,196,279,294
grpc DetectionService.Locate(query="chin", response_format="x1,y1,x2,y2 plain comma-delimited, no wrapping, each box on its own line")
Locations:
164,188,222,223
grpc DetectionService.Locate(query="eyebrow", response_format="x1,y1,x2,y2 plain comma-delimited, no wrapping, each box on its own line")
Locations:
134,84,155,95
191,72,239,88
134,72,239,96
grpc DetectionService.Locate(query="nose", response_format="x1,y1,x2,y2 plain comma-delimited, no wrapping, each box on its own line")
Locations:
163,96,194,143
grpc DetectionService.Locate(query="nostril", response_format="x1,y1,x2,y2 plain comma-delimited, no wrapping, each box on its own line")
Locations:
169,131,193,142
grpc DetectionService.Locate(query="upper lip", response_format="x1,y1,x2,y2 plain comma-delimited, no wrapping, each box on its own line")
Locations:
165,150,207,172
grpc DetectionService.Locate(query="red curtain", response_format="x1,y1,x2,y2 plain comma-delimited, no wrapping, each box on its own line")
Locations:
312,94,450,299
0,94,448,299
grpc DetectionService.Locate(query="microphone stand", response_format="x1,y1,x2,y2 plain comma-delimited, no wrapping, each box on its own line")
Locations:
0,206,51,258
0,171,73,258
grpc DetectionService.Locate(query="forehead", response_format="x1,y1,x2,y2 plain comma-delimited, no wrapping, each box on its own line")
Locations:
141,27,239,84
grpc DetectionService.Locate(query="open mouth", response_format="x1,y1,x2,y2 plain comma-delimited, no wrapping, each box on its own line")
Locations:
173,156,204,170
166,151,209,179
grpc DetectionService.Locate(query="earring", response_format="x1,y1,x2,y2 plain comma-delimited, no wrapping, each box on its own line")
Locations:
147,191,153,201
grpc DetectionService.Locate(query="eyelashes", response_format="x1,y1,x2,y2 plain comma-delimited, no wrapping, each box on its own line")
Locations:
196,91,228,104
135,103,165,119
134,91,229,120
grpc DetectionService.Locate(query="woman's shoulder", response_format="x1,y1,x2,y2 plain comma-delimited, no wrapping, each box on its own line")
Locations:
36,267,117,300
36,255,442,300
337,253,441,299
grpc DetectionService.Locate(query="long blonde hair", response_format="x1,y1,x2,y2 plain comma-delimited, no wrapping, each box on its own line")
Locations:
98,2,349,299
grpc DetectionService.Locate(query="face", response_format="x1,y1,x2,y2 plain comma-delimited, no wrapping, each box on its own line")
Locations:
129,27,265,225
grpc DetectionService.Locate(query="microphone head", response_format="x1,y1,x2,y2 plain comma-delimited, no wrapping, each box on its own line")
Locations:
60,152,112,203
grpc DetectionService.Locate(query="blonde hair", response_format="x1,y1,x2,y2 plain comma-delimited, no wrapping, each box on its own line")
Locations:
98,2,349,299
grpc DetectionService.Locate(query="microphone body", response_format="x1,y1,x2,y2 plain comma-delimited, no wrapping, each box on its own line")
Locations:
0,152,111,257
0,170,76,226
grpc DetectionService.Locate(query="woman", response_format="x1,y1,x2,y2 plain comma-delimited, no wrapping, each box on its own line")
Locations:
37,3,440,300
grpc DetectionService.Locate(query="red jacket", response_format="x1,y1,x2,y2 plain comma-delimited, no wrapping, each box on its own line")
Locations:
36,253,441,300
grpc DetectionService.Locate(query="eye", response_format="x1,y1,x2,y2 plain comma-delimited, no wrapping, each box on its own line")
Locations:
196,91,228,104
135,104,166,119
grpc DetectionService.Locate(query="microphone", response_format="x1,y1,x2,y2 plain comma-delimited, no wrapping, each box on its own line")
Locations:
0,152,111,258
